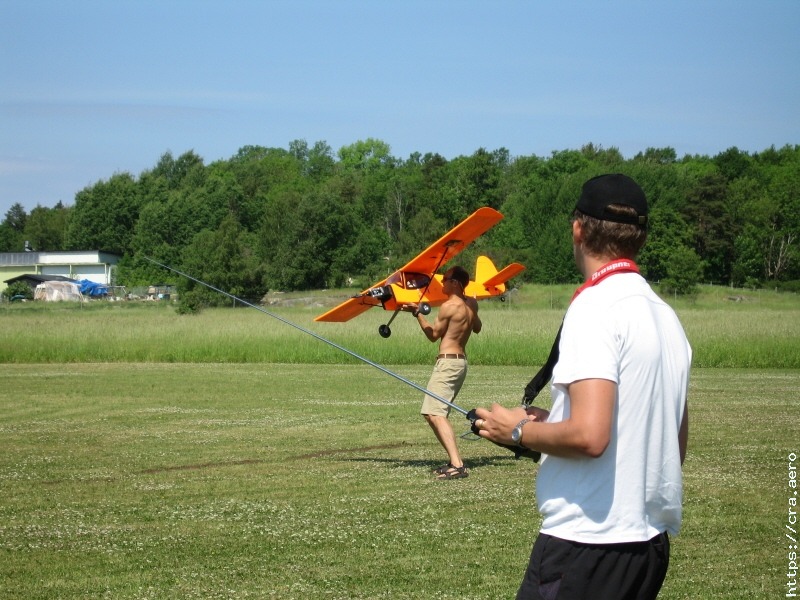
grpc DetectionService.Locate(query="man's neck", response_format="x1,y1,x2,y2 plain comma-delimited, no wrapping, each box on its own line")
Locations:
448,284,466,300
580,254,615,282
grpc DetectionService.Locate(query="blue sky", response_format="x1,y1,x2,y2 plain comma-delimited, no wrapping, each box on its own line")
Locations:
1,0,798,217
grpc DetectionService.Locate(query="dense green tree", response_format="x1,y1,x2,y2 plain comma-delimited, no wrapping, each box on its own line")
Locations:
151,150,206,190
307,141,336,180
338,138,393,172
527,218,576,284
394,206,446,268
447,148,508,215
638,205,692,282
633,147,678,165
0,222,21,252
0,203,28,251
4,141,798,293
258,189,304,289
289,139,335,181
731,228,764,287
414,152,458,225
763,165,800,281
580,143,624,168
227,146,303,216
179,214,265,307
3,203,27,232
65,172,141,254
382,157,424,241
23,203,69,251
127,202,182,271
540,149,591,179
660,245,704,296
257,183,372,290
681,172,735,284
714,146,752,181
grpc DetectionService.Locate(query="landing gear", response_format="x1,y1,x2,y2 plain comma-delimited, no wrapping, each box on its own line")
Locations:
377,303,431,338
378,309,401,338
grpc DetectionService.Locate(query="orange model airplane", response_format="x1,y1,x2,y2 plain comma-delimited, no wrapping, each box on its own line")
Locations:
315,206,525,338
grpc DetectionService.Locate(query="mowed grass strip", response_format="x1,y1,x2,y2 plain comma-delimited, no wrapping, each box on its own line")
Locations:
1,363,797,599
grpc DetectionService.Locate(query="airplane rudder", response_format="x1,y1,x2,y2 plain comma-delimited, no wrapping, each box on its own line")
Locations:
475,255,499,283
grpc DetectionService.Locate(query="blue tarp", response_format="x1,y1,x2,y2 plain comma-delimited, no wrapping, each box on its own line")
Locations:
77,279,108,297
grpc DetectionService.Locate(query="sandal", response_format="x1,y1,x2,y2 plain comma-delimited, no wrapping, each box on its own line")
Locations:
432,462,455,475
435,465,468,480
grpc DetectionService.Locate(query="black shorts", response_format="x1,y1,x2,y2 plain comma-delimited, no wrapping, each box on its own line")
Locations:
516,532,670,600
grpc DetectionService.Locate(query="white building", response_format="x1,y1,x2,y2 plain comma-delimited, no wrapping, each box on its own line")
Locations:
0,251,121,294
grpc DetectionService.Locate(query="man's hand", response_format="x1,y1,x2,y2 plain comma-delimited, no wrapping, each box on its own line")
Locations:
473,403,528,446
525,406,550,422
474,379,615,459
472,404,549,448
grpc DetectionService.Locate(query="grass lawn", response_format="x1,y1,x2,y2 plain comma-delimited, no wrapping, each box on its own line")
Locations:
0,363,797,599
1,284,798,598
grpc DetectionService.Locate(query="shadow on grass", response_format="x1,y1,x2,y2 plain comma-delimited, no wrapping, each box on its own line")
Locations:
342,454,523,471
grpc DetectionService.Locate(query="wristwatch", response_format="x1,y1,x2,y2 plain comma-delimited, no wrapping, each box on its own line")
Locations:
511,418,531,447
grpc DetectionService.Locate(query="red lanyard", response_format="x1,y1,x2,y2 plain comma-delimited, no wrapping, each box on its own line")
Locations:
571,259,640,302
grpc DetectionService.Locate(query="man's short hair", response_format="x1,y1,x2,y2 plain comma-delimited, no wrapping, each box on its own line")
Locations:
446,266,469,288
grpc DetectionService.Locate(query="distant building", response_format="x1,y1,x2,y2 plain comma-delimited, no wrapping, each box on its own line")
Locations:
0,251,121,294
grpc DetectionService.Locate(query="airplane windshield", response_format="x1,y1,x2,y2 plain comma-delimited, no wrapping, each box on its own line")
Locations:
386,272,403,285
403,273,430,290
386,272,430,290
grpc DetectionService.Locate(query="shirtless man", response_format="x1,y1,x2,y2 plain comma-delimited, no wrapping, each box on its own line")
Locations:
411,265,482,480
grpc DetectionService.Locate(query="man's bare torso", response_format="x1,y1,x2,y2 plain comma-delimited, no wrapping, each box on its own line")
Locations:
437,295,480,355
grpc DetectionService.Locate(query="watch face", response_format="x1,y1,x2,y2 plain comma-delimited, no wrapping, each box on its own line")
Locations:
512,428,521,442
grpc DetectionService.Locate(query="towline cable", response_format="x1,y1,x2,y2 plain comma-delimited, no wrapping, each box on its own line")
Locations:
144,256,539,461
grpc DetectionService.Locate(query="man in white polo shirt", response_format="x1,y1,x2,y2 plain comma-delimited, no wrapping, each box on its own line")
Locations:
474,174,691,599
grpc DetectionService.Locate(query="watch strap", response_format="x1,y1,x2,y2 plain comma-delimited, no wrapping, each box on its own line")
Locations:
512,418,531,447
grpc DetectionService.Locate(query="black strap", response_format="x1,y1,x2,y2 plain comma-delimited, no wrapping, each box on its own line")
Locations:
522,322,563,405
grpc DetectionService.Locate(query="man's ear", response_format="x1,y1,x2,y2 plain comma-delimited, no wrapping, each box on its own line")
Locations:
572,219,582,244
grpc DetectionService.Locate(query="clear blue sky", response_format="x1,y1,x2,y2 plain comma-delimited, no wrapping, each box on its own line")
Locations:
1,0,798,217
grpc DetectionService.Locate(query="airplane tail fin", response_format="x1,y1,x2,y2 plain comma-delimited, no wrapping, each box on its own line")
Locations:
467,255,526,297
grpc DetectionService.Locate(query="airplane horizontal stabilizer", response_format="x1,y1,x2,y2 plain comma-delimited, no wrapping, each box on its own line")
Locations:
482,262,525,287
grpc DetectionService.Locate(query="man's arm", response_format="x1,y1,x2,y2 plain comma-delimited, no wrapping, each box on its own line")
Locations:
415,303,454,343
466,297,482,334
475,378,615,459
678,400,689,466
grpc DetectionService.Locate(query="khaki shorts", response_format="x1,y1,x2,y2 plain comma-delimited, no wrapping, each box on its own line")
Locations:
420,358,467,417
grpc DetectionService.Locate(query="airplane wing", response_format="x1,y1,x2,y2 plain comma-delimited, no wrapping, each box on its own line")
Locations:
314,296,378,322
401,207,504,275
315,275,390,322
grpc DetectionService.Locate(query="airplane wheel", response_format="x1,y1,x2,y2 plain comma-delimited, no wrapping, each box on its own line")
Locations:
419,303,431,315
379,325,392,338
500,295,506,302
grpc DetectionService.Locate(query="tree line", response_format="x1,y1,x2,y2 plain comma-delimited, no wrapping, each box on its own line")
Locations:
2,140,799,303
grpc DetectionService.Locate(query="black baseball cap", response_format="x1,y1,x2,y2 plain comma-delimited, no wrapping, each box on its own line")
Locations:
575,174,648,226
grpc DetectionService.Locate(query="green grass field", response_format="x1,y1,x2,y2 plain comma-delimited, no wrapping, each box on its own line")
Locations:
1,285,798,598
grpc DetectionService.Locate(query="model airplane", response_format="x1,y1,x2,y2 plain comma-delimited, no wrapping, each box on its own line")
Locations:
314,206,525,338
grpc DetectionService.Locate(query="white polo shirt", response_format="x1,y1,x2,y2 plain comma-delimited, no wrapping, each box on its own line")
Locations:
537,272,692,544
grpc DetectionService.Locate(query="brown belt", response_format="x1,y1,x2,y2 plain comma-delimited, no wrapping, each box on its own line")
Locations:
437,353,466,360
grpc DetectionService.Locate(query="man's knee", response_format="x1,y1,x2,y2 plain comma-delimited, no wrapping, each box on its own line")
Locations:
423,413,439,426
